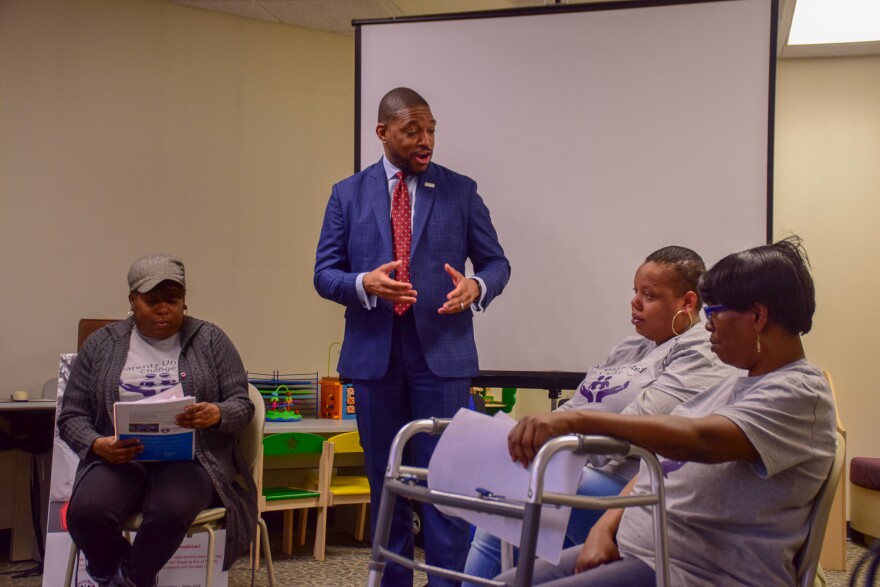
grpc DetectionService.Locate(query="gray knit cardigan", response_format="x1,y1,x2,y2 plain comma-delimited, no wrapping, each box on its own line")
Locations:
57,316,257,571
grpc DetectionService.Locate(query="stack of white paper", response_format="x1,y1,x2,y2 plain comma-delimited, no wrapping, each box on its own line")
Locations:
427,408,587,564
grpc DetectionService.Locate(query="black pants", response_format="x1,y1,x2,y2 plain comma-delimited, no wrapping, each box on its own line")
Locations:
67,460,216,587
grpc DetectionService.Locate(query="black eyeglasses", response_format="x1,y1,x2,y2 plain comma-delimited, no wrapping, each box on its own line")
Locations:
703,304,728,322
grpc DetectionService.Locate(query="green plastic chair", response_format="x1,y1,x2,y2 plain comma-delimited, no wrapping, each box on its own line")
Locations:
259,432,331,561
500,387,517,413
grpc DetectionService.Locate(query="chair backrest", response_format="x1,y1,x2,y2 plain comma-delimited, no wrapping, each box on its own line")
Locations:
240,384,266,473
77,318,118,351
326,431,362,454
794,430,846,587
42,377,59,400
263,431,326,456
823,370,847,437
260,432,333,506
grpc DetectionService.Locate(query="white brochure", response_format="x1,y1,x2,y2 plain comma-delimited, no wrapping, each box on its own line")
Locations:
427,408,587,564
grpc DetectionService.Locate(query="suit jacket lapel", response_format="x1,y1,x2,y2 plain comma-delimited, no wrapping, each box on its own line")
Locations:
367,160,393,255
412,164,437,255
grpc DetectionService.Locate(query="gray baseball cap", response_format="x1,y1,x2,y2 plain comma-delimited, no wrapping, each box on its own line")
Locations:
127,254,186,293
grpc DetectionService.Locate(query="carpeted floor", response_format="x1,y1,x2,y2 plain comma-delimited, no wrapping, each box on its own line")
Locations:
0,529,874,586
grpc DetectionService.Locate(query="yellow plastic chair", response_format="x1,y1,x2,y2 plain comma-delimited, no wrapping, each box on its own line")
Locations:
305,431,371,558
325,431,371,541
259,432,331,561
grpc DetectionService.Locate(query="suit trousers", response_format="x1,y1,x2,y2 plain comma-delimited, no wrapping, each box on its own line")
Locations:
354,310,472,586
67,460,216,587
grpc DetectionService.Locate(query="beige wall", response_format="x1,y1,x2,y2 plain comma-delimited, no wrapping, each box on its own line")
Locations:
0,0,352,394
775,55,880,471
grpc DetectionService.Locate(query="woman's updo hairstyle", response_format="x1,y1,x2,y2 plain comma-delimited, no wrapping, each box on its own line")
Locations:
698,236,815,335
644,246,706,307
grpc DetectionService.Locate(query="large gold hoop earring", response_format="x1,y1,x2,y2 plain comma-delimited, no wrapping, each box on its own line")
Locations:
671,310,694,336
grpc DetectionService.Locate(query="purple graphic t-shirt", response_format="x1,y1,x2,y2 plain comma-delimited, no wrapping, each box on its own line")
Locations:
557,325,730,417
118,327,181,402
559,326,735,481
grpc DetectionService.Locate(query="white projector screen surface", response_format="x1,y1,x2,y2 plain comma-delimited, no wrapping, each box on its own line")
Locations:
357,0,774,372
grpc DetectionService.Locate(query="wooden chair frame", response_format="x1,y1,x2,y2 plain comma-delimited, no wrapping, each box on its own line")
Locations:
258,432,332,561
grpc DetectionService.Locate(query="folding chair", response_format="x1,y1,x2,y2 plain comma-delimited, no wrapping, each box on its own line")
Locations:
794,430,847,587
367,418,669,587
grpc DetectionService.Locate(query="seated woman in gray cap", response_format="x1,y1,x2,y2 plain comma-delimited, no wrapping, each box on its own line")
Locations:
57,254,256,587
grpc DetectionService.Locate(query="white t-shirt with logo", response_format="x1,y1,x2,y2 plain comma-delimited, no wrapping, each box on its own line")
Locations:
118,327,182,402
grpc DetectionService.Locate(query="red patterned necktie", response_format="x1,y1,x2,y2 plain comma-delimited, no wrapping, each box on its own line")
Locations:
391,171,412,316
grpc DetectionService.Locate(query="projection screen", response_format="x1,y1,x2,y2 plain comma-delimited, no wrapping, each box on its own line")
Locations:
355,0,776,372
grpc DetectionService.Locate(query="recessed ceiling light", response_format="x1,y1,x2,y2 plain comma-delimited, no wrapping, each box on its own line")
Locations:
788,0,880,45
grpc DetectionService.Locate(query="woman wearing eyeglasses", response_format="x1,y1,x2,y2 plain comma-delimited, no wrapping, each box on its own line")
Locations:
498,237,837,586
462,246,737,586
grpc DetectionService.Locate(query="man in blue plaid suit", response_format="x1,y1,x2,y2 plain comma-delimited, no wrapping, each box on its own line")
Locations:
314,87,510,586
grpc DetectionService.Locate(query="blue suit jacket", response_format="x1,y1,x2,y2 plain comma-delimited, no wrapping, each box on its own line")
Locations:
314,159,511,380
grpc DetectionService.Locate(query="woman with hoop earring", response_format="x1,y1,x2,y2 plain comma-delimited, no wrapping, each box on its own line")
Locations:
463,246,740,585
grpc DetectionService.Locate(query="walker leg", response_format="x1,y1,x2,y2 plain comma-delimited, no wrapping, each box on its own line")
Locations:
513,503,543,587
367,481,398,587
501,540,515,572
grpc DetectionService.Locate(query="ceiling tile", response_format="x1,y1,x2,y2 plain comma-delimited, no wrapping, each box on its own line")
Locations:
259,0,395,34
171,0,279,23
392,0,520,16
163,0,880,56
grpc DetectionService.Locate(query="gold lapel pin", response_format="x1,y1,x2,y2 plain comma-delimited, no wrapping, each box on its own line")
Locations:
424,182,435,188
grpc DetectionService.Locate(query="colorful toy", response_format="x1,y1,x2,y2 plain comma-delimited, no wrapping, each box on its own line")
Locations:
265,385,303,422
343,384,356,419
320,377,356,420
321,377,342,419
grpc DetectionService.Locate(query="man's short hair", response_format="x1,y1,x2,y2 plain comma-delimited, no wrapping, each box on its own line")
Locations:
378,88,430,124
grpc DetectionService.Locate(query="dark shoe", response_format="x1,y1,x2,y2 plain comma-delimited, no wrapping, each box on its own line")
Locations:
86,575,114,587
110,559,157,587
84,561,115,587
109,565,136,587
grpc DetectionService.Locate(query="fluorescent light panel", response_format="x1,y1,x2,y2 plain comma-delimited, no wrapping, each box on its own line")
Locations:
789,0,880,45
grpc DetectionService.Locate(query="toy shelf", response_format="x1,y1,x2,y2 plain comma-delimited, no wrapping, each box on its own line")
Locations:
248,371,319,421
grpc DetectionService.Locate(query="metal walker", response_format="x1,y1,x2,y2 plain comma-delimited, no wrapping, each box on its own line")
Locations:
367,418,670,587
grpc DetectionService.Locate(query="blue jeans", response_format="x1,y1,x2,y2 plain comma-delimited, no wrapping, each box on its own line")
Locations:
462,467,628,587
